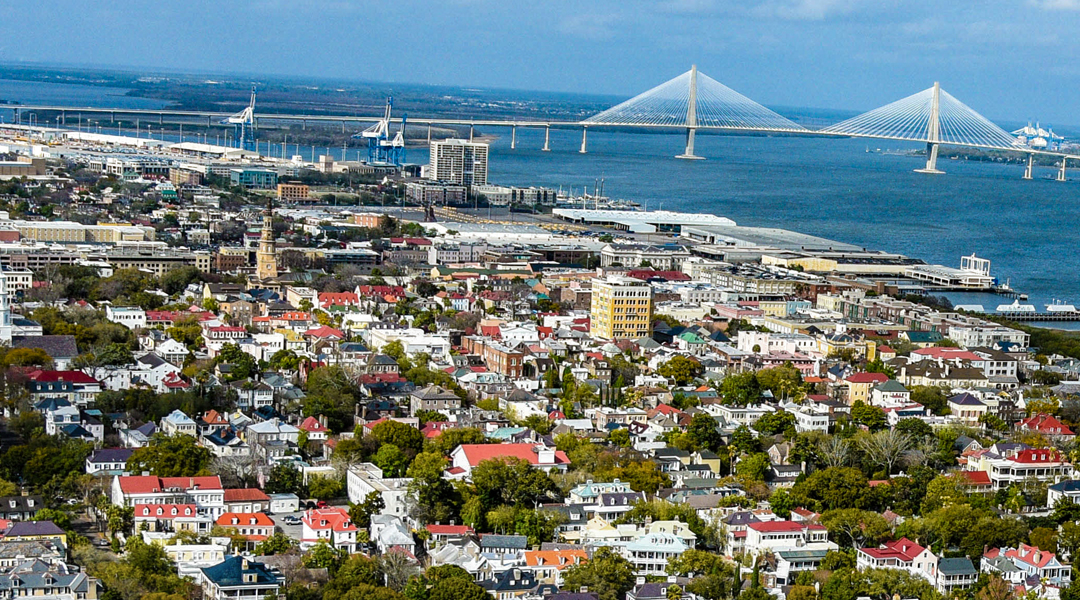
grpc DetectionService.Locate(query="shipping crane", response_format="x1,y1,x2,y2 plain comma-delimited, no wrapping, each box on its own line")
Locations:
355,96,406,165
223,87,257,150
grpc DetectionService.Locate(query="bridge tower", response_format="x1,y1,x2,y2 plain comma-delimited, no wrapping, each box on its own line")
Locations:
915,82,944,174
676,64,705,160
1023,153,1035,180
1058,158,1068,182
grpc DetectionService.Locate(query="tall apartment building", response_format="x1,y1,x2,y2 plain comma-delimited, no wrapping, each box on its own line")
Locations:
428,139,488,186
590,276,653,340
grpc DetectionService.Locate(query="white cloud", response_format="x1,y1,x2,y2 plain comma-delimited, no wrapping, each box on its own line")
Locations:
753,0,859,20
1029,0,1080,10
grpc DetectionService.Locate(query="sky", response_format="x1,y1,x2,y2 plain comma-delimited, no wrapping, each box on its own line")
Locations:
3,0,1080,124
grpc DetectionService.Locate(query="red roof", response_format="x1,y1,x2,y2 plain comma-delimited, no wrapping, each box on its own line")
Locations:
318,292,359,305
299,416,329,433
912,347,982,361
217,512,275,528
1011,449,1065,463
959,471,992,486
426,524,474,536
223,488,270,502
845,373,890,384
1018,413,1074,436
626,270,691,281
748,521,811,533
302,507,356,532
27,370,99,384
454,444,570,467
305,326,344,339
117,475,223,495
860,537,927,562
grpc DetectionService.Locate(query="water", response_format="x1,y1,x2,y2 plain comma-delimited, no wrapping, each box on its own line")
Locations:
0,79,171,110
3,78,1079,323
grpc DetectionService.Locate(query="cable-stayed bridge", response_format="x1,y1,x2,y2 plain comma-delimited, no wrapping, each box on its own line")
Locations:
5,66,1074,178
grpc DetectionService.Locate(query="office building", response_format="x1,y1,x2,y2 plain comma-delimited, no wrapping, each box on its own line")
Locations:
590,276,653,340
428,139,489,186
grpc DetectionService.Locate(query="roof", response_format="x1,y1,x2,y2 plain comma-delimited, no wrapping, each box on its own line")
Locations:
200,556,279,587
480,534,528,549
26,370,99,384
133,504,197,519
938,557,977,576
298,416,329,433
426,524,475,536
859,537,928,562
1018,413,1074,436
216,512,275,527
454,444,570,467
116,475,223,495
87,448,133,464
223,488,270,502
302,507,356,532
5,521,64,537
748,521,816,533
12,336,78,358
845,373,890,384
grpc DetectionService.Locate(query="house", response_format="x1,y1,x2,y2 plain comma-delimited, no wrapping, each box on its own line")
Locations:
371,514,416,555
936,558,978,594
160,409,197,436
120,422,157,448
844,373,890,405
301,507,357,553
622,531,691,576
3,521,67,548
525,549,588,586
947,393,988,427
26,370,102,406
744,520,835,556
1017,413,1074,440
410,385,463,415
857,537,938,582
1047,480,1080,507
223,488,271,514
215,512,275,549
246,418,301,462
164,543,229,579
346,463,413,520
299,416,329,442
110,475,225,517
448,444,570,478
982,544,1072,586
480,534,529,558
0,496,44,521
85,448,134,476
197,556,282,600
0,560,100,600
425,524,476,551
481,568,541,600
965,448,1073,491
133,503,208,533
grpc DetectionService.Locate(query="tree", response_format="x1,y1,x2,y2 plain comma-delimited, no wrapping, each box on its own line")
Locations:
373,444,410,478
755,364,803,399
380,549,420,591
753,411,796,436
428,577,493,600
911,386,949,415
608,428,631,448
471,457,561,512
769,489,795,519
817,436,851,468
975,575,1016,600
269,349,301,371
735,453,770,481
720,371,761,406
486,505,517,534
850,401,887,431
215,343,257,381
791,467,870,512
255,531,297,555
265,463,305,495
1029,526,1059,554
561,546,636,600
371,420,425,455
688,413,725,453
658,355,703,385
515,508,566,546
920,475,970,513
821,509,891,548
894,418,933,441
856,429,913,476
308,475,344,501
127,434,211,477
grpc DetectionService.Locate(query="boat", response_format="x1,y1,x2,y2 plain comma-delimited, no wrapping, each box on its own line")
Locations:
1046,301,1078,313
996,299,1036,312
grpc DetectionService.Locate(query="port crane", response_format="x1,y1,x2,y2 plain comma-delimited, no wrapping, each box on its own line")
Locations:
223,87,257,150
356,96,406,165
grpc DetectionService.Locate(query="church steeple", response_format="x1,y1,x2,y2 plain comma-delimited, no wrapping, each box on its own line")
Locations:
256,197,278,281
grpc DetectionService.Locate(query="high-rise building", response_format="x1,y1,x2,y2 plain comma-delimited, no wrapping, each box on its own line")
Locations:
590,276,653,340
256,198,278,281
428,139,489,186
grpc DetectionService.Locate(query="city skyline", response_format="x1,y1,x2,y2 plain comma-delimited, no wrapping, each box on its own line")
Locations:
3,1,1080,124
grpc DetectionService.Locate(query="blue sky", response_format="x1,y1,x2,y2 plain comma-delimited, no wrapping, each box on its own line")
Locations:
4,0,1080,124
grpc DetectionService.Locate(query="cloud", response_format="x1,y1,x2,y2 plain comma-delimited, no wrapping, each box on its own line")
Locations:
557,13,624,40
752,0,860,20
1029,0,1080,10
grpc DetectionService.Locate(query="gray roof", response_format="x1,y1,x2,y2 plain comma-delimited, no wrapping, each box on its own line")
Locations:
12,336,78,358
480,534,528,550
938,558,977,576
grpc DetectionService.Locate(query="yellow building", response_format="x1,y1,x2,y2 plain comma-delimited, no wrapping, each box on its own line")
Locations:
590,275,652,340
277,183,310,203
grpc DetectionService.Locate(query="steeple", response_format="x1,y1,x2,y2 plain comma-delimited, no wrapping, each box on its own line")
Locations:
256,197,278,280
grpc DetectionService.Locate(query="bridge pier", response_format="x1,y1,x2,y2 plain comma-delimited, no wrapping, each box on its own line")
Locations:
915,142,944,174
426,124,431,144
1023,154,1034,180
579,126,588,154
61,111,65,126
510,125,516,150
1059,158,1068,182
676,127,704,160
542,126,550,152
469,124,475,142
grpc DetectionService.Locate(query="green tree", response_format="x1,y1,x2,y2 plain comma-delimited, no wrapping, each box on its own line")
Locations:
561,546,636,600
850,401,887,431
127,434,211,477
608,428,631,448
428,577,493,600
308,475,344,501
821,509,891,548
215,343,257,381
265,463,305,495
753,411,796,436
373,444,410,478
372,420,425,455
769,489,795,519
255,531,297,555
791,467,870,512
658,355,703,385
688,413,725,453
735,453,771,481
